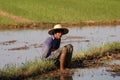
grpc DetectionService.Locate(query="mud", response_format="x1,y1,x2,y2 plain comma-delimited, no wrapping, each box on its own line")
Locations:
107,64,120,73
71,52,120,68
8,45,29,50
0,40,17,45
31,52,120,80
7,43,43,51
0,21,120,30
0,35,89,51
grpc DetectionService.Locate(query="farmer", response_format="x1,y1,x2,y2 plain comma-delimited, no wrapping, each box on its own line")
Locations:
41,24,73,72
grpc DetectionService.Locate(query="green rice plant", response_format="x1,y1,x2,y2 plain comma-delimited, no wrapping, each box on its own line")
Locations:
72,42,120,60
0,59,56,79
85,42,120,59
72,52,86,61
0,0,120,24
102,42,120,53
0,64,22,79
0,16,16,24
21,59,55,75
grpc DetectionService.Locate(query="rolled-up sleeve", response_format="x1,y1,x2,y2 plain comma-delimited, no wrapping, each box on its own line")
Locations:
42,37,53,58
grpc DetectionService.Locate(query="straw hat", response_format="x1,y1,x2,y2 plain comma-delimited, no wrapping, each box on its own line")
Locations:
48,24,69,35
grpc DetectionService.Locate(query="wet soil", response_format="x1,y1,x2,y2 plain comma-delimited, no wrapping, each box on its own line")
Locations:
33,52,120,80
0,40,17,45
30,52,120,80
0,21,120,30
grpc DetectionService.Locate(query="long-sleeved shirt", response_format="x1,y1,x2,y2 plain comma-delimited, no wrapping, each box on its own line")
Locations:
42,36,61,58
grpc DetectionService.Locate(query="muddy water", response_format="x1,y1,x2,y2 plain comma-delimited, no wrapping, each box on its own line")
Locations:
0,26,120,69
36,67,120,80
33,60,120,80
36,67,119,80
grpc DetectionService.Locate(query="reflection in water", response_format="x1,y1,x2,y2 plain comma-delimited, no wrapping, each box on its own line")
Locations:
34,69,75,80
42,75,73,80
35,66,120,80
60,74,73,80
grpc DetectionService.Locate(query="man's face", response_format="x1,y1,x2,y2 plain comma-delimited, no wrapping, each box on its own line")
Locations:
54,32,62,39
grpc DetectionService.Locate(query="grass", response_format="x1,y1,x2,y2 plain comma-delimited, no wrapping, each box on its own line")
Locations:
0,41,120,79
72,42,120,61
0,16,17,24
0,59,56,80
0,0,120,24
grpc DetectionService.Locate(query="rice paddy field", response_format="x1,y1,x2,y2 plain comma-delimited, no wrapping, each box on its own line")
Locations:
0,0,120,24
0,25,120,80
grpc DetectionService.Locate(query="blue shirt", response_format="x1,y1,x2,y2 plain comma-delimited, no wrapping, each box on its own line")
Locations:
42,36,61,58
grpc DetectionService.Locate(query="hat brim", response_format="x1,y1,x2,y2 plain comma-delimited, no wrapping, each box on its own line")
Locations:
48,28,69,35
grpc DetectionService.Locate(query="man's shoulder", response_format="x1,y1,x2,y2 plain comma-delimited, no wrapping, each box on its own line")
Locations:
46,36,53,40
44,36,53,43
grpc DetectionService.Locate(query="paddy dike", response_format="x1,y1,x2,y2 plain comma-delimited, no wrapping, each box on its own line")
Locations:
33,52,120,80
0,20,120,30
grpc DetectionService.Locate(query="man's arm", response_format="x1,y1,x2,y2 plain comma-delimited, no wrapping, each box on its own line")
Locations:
42,37,52,58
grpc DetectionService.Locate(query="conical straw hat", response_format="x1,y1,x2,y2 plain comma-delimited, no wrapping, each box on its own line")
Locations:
48,24,69,35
